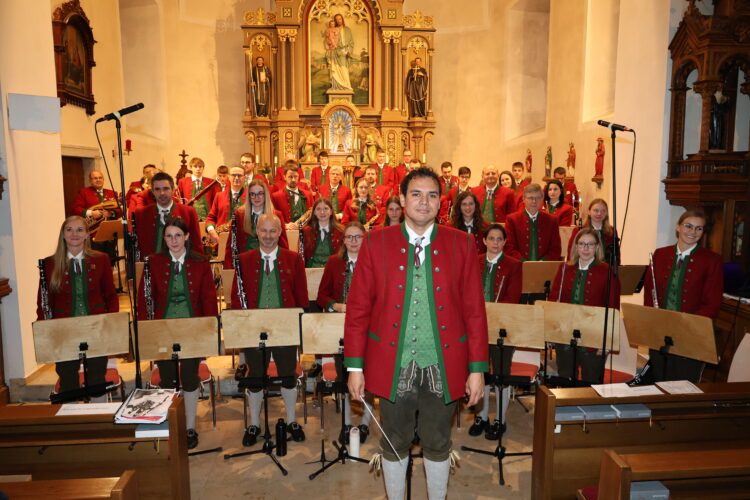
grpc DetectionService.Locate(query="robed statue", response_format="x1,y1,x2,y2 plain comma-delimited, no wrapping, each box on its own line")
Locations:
250,56,272,117
406,57,428,118
325,14,354,91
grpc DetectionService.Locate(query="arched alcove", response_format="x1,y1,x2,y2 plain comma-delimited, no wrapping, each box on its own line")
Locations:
683,68,701,158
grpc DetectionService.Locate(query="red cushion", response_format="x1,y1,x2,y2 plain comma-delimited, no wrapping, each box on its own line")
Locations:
150,360,213,387
510,362,539,379
243,361,303,379
55,367,122,393
322,362,337,381
580,486,598,500
603,369,632,384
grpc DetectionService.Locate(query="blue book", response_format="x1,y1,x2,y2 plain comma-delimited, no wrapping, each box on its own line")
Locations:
577,405,617,420
630,480,669,499
611,403,651,419
555,406,584,422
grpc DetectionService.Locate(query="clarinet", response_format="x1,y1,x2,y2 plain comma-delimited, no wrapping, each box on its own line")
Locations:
143,256,155,320
298,222,305,263
649,252,659,308
231,212,248,309
38,259,52,320
130,214,142,262
341,260,352,304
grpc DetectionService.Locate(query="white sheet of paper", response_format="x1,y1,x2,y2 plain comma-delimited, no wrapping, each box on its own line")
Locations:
627,385,664,396
591,383,634,398
656,380,703,394
56,402,122,416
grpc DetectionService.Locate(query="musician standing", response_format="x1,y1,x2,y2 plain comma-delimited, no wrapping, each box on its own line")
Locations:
137,216,217,449
472,165,516,223
542,179,574,227
448,190,488,256
71,170,122,263
37,216,118,401
438,161,459,197
132,172,202,258
439,166,472,223
126,164,156,209
205,166,247,245
505,184,561,262
371,149,396,188
317,165,352,221
342,177,380,226
309,151,331,193
346,167,488,500
240,153,268,187
302,198,344,268
176,157,215,221
393,150,413,188
363,166,394,212
232,214,309,446
643,208,723,382
271,161,315,229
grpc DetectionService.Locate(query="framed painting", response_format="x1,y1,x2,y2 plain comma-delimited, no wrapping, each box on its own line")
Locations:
53,0,96,115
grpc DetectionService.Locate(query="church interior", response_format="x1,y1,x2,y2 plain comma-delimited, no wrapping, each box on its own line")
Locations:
0,0,749,498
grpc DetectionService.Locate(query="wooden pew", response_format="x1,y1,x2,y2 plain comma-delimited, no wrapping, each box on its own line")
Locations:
0,469,138,499
0,398,189,499
531,382,750,500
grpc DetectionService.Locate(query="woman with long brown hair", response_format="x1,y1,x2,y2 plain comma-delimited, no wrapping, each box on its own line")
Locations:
302,197,344,268
543,179,573,226
449,190,488,255
379,195,404,228
341,177,380,227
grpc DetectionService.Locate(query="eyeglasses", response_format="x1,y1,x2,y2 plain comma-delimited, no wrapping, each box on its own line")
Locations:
577,242,597,248
344,235,364,241
248,192,265,198
682,223,704,232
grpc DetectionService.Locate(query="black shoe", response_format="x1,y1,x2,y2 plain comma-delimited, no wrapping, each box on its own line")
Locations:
485,419,506,441
468,417,489,436
242,425,260,447
288,422,305,442
187,429,199,450
235,364,247,381
358,424,369,444
339,424,352,444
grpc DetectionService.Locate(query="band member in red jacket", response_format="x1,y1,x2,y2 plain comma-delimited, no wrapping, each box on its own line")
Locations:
469,223,522,441
363,166,394,212
137,216,217,449
378,196,404,228
438,161,459,197
132,172,202,259
232,214,309,447
472,165,516,223
240,153,269,188
542,179,574,227
346,168,488,500
342,177,380,227
448,190,488,256
126,164,156,211
176,157,216,221
302,198,344,267
393,149,413,188
505,184,561,261
316,165,352,220
553,166,579,209
567,198,618,263
439,166,472,223
271,162,315,228
642,208,723,382
206,166,247,245
308,151,331,193
71,170,122,262
550,228,620,384
37,216,118,400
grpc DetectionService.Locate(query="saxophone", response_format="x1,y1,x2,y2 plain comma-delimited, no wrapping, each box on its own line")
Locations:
231,212,248,309
38,259,52,320
649,252,659,308
130,214,142,262
363,209,380,230
143,256,155,320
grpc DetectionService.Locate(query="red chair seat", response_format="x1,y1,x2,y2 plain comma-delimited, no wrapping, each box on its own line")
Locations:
510,362,539,379
322,362,337,382
54,366,122,393
151,359,213,387
241,361,303,379
603,368,632,384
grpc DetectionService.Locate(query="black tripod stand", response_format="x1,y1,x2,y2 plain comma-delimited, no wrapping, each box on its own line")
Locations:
545,329,593,388
223,332,288,475
308,343,368,480
462,330,532,485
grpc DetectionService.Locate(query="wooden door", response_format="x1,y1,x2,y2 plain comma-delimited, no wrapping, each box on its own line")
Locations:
61,156,84,217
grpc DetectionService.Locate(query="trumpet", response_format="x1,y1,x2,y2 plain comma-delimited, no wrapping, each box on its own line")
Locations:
649,252,659,308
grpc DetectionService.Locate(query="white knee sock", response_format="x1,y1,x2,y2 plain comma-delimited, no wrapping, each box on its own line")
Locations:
248,390,263,427
281,387,297,423
344,396,352,426
423,457,450,500
183,389,200,431
479,384,491,420
382,457,408,500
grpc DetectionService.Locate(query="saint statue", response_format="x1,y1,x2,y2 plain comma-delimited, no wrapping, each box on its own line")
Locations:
566,142,576,178
592,137,605,183
325,14,354,91
298,128,322,162
525,148,532,174
250,56,272,117
544,146,552,179
406,57,429,118
709,90,730,150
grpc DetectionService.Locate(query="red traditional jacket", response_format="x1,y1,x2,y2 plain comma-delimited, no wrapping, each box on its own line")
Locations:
563,181,579,208
504,210,561,261
438,186,471,222
478,253,522,304
438,175,459,197
549,262,620,308
126,180,146,211
393,164,408,191
231,248,309,309
316,183,353,215
302,225,344,266
471,185,517,223
36,252,118,320
370,164,397,188
221,208,289,269
206,189,247,230
341,199,380,226
71,187,122,220
309,166,331,192
344,224,489,403
132,190,181,211
372,185,394,212
643,245,723,319
447,220,487,255
271,188,315,224
136,253,218,320
317,254,351,310
133,203,203,258
542,203,574,227
177,176,216,208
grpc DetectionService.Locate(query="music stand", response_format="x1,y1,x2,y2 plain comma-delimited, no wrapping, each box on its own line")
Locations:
621,303,717,381
522,261,563,301
94,220,126,293
618,265,647,296
537,300,620,387
32,312,130,402
300,313,369,480
461,303,542,485
221,308,304,475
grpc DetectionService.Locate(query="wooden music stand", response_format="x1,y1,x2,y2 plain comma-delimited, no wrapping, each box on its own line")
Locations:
522,261,563,294
138,317,220,362
221,308,304,350
305,268,325,303
618,265,647,295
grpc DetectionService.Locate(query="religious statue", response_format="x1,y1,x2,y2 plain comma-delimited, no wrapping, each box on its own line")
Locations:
406,57,429,118
328,109,354,153
525,148,532,174
298,128,323,162
544,146,552,179
250,56,272,117
592,137,605,183
566,142,576,178
359,127,385,164
709,90,730,150
325,14,354,91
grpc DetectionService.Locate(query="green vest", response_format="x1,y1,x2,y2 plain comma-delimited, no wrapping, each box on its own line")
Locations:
258,258,283,309
245,212,260,252
482,254,504,302
308,230,332,268
289,190,307,222
571,268,588,305
329,186,340,213
70,259,90,317
154,205,174,254
357,201,367,224
547,202,556,215
400,239,438,369
192,180,209,221
164,263,193,319
482,189,496,222
664,247,696,312
230,190,244,215
319,167,328,186
527,211,539,261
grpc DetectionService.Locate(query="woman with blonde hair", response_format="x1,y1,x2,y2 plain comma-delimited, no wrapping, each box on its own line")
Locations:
567,198,617,261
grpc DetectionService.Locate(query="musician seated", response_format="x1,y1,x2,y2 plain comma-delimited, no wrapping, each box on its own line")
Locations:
568,198,618,265
448,190,488,256
549,229,620,384
206,166,246,245
472,165,516,223
37,216,119,402
231,214,309,447
302,198,344,268
542,179,574,227
71,170,122,264
342,177,380,227
469,224,522,440
378,196,404,229
126,164,156,211
132,172,203,258
271,161,315,230
316,165,352,220
552,166,579,209
222,179,288,269
499,169,523,213
176,157,216,222
316,222,373,443
505,183,562,262
273,157,307,193
132,169,181,211
137,216,217,450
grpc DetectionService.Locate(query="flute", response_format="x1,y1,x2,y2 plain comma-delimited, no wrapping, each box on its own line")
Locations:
649,252,659,308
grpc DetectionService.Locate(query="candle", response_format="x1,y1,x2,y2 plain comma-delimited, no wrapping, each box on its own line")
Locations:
422,153,426,163
274,155,278,165
386,154,389,164
125,139,132,151
255,154,260,163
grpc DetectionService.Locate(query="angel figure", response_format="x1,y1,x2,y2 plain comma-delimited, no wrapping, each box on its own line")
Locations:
297,128,322,162
359,127,385,164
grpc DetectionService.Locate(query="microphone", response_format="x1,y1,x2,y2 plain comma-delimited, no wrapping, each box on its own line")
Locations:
597,120,633,132
96,103,145,123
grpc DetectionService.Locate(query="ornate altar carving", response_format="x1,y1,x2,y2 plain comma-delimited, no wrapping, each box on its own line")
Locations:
52,0,97,115
665,0,750,266
241,0,436,184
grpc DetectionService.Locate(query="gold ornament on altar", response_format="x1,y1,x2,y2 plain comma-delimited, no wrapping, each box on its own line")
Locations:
403,10,433,29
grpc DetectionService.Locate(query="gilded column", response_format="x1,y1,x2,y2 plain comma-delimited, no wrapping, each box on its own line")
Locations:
383,32,391,111
392,34,401,112
401,46,407,116
288,30,297,111
279,33,287,111
427,48,435,116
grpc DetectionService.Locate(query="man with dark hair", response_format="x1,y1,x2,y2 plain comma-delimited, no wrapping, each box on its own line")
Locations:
177,157,215,221
240,153,269,188
309,151,331,192
511,161,529,191
71,170,122,263
438,161,459,197
394,149,413,188
370,149,396,188
271,161,315,228
504,183,561,262
363,166,393,210
133,172,202,257
439,166,471,223
346,167,488,500
552,166,579,209
215,165,229,192
206,166,247,245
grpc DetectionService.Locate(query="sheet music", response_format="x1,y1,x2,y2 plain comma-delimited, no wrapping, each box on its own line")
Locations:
656,380,703,394
590,383,635,398
56,402,122,416
627,385,664,396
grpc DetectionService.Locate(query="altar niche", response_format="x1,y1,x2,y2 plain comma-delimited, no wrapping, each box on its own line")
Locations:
241,0,437,187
